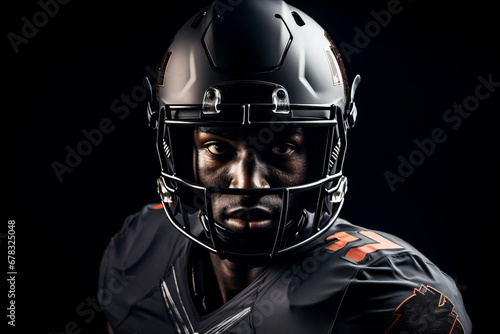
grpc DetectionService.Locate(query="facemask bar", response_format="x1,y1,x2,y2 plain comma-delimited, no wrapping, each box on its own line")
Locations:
151,77,362,261
201,187,290,261
155,105,348,261
159,169,343,260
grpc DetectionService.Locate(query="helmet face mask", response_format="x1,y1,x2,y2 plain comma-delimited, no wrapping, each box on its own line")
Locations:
148,0,360,264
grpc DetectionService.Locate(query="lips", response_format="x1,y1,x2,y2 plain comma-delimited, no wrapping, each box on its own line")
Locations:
223,207,278,233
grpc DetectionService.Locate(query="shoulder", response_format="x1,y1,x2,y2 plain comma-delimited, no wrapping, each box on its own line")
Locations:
99,203,178,273
98,203,182,328
287,218,472,333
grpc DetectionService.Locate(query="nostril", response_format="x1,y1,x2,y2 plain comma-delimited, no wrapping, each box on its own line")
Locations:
229,161,270,190
229,172,270,189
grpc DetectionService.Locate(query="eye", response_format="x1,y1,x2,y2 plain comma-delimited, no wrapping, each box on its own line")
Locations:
206,142,230,155
271,143,295,156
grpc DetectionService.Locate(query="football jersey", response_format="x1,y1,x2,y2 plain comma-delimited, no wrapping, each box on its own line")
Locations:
98,204,471,333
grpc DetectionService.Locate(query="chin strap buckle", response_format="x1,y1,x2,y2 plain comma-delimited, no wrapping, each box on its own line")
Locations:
157,177,173,204
330,176,348,203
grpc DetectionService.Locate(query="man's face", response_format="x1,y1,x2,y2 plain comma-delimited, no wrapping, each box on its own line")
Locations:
193,126,310,234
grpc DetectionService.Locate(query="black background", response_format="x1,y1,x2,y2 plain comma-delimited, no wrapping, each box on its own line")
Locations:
5,0,498,332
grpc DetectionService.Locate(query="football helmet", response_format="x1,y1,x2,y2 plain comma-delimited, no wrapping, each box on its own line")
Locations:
146,0,361,262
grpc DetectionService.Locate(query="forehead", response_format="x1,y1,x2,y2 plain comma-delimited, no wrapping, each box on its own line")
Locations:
195,127,304,140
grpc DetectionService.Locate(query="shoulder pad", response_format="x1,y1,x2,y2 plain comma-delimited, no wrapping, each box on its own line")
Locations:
98,204,183,328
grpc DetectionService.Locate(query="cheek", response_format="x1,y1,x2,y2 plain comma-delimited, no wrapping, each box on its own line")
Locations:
195,148,309,188
209,194,226,222
270,153,308,186
194,150,230,187
292,153,308,183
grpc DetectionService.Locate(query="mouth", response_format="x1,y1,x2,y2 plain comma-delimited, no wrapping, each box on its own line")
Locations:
222,207,278,233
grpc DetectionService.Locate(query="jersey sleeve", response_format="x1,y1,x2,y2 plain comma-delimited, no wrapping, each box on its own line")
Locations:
329,246,472,333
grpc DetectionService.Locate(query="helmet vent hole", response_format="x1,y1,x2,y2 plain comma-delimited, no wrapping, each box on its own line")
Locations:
191,11,206,29
329,139,341,171
291,11,305,27
163,139,171,158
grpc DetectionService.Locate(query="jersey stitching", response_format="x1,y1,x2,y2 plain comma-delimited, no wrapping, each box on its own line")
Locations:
247,283,259,334
161,279,189,334
329,266,362,333
172,265,196,333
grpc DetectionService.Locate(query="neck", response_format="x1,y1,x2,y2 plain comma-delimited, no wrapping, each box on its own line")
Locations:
209,253,266,304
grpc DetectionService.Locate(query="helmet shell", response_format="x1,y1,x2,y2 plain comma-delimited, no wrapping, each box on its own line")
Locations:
151,0,359,262
158,0,348,111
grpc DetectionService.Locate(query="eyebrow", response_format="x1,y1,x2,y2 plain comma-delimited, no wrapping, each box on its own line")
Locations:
195,127,239,139
195,127,304,139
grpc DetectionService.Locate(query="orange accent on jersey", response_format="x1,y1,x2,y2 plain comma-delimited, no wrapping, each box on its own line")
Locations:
345,230,403,262
325,232,359,252
152,203,163,210
386,285,466,334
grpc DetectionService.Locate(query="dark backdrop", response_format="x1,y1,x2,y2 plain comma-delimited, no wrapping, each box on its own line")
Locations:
5,0,497,332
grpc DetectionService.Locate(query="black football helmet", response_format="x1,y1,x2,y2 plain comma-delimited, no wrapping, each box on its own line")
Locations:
146,0,361,263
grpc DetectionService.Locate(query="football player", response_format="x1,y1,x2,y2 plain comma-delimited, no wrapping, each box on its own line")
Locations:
99,0,471,332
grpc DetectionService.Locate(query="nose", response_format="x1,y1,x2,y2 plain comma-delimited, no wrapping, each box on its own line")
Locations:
229,151,270,189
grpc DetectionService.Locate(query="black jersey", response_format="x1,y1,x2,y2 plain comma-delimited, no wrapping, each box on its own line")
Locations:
98,204,471,333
